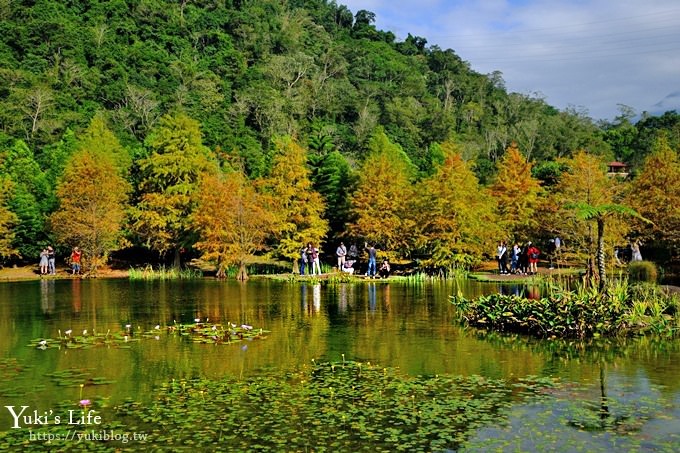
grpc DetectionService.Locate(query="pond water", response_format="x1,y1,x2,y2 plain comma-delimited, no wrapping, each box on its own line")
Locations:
0,278,679,451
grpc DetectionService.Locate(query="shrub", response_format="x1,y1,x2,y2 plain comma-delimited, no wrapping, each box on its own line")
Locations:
628,260,657,283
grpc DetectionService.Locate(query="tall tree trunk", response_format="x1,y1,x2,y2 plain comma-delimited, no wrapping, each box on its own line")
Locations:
173,249,181,269
597,217,606,291
237,262,248,281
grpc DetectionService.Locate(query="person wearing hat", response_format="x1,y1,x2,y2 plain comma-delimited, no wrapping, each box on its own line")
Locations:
70,247,82,275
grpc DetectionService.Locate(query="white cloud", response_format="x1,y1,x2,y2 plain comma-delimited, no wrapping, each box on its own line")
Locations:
338,1,680,120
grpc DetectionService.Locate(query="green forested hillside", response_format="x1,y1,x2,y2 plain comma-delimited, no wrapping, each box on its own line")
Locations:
0,0,679,269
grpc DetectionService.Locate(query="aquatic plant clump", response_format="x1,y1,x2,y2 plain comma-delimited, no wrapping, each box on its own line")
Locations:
111,360,558,451
28,329,141,350
160,320,269,344
451,281,680,338
29,321,270,350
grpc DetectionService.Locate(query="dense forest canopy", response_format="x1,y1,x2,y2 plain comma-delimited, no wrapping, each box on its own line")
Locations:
0,0,679,272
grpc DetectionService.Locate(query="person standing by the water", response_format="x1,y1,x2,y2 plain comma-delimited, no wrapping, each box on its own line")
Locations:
47,246,56,275
39,248,49,275
365,243,377,278
336,242,347,271
70,247,82,275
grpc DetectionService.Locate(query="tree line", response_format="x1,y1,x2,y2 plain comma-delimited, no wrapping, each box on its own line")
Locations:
0,0,679,276
1,111,679,278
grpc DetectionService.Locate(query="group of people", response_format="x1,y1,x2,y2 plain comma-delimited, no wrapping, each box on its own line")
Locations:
496,238,561,275
38,246,82,276
39,246,56,275
299,243,322,275
300,241,391,278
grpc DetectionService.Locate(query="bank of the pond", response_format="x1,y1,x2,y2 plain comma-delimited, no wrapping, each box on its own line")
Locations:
0,265,129,282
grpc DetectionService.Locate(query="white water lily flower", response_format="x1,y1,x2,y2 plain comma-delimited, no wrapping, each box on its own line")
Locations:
39,340,47,346
83,330,87,335
65,330,72,336
212,326,217,331
241,324,253,330
195,318,200,323
154,325,160,330
124,335,128,342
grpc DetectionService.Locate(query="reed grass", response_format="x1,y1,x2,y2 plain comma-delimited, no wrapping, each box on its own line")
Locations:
128,265,203,280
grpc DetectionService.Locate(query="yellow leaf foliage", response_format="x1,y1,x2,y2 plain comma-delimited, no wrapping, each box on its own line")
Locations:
546,150,628,258
348,131,416,257
490,142,542,239
264,137,328,261
627,136,680,251
50,150,130,274
415,149,498,268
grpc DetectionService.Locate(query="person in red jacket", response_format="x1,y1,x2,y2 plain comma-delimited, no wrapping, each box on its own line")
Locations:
527,242,540,275
70,247,82,275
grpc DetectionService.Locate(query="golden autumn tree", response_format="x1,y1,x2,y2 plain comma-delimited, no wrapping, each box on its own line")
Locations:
414,144,498,269
627,135,680,257
50,150,129,275
490,142,542,240
547,150,631,284
131,114,216,268
194,168,275,280
348,130,416,258
0,177,18,261
264,136,328,272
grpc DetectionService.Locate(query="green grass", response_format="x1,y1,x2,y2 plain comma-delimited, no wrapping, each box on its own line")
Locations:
128,265,203,280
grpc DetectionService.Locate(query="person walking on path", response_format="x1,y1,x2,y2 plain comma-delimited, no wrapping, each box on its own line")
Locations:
336,242,347,271
365,243,377,278
70,247,82,275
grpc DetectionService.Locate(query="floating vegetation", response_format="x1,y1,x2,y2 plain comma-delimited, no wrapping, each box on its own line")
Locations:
160,320,269,344
0,358,676,452
28,328,141,350
29,321,269,350
108,360,560,451
45,368,116,387
0,358,43,397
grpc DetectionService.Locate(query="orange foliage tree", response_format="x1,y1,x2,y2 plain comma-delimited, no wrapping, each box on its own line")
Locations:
490,142,542,240
50,150,129,275
194,169,275,280
627,135,680,257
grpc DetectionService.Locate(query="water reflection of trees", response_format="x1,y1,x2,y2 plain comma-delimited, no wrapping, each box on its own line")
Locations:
473,330,680,394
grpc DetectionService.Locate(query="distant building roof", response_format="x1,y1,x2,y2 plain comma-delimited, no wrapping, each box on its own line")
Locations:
608,161,628,168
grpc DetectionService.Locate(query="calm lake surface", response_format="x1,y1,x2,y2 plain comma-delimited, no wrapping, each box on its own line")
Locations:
1,278,679,451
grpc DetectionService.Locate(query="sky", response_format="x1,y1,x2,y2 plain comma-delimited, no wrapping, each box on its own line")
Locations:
339,0,680,122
